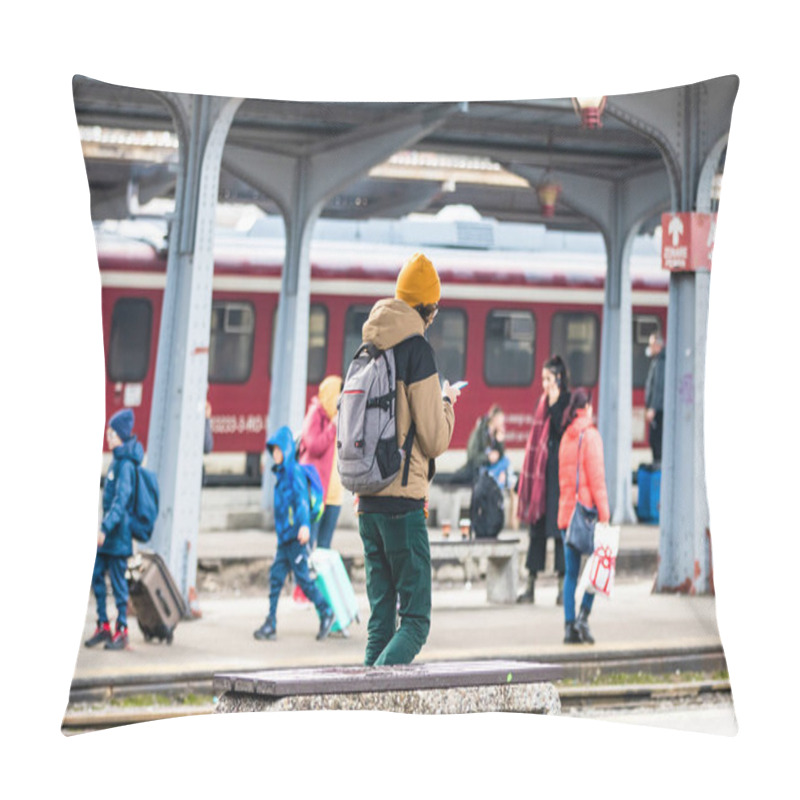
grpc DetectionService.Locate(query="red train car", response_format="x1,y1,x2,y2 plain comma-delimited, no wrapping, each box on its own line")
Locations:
97,224,668,479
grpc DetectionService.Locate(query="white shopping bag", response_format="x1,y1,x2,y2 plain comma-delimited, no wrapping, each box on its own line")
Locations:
578,523,620,597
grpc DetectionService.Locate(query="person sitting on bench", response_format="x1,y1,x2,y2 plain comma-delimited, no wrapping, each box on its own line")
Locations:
437,404,506,486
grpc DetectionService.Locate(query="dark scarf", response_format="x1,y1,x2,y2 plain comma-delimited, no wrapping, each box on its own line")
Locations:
516,394,549,524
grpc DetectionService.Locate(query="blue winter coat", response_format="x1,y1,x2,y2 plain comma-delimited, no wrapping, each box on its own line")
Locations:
267,425,310,546
99,436,144,557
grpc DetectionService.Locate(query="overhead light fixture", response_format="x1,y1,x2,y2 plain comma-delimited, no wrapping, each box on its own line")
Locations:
537,181,561,217
572,96,607,129
711,172,723,201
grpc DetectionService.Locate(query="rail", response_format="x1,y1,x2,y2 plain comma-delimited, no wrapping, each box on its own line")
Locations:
63,646,729,733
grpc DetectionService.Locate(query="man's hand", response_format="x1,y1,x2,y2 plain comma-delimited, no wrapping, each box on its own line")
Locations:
442,380,461,405
298,526,310,545
645,408,656,423
97,531,105,547
488,449,500,465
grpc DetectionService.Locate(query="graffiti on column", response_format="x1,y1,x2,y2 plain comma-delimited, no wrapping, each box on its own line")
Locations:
679,373,694,405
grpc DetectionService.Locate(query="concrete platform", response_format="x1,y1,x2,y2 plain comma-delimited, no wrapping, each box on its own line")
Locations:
70,503,724,693
70,575,725,686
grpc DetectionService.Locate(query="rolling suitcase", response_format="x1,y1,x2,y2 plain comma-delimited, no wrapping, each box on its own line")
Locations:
636,464,661,523
310,548,360,635
128,551,186,644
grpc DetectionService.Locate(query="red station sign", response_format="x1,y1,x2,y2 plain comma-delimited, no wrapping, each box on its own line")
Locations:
661,212,717,272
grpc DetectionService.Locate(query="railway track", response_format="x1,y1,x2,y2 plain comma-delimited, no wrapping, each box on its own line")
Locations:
63,647,730,734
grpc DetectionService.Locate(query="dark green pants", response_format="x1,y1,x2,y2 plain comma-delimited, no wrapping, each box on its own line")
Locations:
359,509,431,666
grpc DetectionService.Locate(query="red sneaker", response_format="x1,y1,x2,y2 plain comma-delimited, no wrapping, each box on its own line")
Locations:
104,625,130,650
84,622,112,648
293,584,310,604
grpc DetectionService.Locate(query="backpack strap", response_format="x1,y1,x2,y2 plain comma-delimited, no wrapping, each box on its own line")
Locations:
367,350,396,413
123,459,138,514
354,342,381,361
401,422,416,487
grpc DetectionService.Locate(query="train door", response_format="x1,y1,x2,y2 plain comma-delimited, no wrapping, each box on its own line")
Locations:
549,309,602,393
268,301,330,421
631,310,665,449
104,293,160,453
341,304,372,377
207,297,263,479
475,306,538,452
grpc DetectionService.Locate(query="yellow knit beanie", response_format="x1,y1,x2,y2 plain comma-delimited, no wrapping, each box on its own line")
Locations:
395,252,441,306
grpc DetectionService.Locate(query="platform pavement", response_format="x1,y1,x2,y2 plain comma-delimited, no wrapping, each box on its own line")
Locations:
69,521,729,687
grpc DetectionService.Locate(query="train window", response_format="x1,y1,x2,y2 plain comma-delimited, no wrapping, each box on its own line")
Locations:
551,312,600,386
209,301,255,383
426,308,467,383
307,305,329,384
342,305,373,375
270,304,329,384
633,315,662,388
484,310,535,386
107,298,152,383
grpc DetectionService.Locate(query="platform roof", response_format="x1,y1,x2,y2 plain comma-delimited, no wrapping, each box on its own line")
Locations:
73,75,670,232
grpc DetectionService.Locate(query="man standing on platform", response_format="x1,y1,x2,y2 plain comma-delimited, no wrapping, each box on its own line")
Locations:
644,333,666,465
355,253,460,666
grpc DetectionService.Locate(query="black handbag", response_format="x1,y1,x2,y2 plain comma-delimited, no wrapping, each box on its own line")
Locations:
565,431,598,555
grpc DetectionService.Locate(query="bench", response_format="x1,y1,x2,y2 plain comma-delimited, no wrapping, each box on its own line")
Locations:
429,537,521,604
213,660,562,716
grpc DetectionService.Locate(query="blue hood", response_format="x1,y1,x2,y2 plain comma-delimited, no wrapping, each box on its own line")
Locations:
267,425,296,468
113,435,144,464
100,435,143,557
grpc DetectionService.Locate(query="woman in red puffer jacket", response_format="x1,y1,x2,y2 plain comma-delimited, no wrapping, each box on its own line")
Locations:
557,388,610,645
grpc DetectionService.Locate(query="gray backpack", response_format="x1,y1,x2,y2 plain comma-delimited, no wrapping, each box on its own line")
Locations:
337,341,415,495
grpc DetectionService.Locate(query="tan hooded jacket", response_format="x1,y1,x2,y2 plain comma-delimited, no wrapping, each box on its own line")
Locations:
358,298,455,511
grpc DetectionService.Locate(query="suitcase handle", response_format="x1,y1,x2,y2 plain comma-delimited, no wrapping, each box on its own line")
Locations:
155,588,171,616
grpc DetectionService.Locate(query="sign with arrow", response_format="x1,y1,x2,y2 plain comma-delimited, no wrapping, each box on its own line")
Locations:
661,212,717,271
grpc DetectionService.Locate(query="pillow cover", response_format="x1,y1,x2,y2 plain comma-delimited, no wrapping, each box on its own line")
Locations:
66,75,738,740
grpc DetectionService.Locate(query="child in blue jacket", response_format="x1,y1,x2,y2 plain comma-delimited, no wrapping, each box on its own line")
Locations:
85,408,143,651
253,425,335,642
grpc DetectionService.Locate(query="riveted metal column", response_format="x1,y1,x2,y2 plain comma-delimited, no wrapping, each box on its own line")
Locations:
608,76,738,593
597,170,672,524
267,164,321,441
598,204,637,523
145,93,243,604
655,86,726,594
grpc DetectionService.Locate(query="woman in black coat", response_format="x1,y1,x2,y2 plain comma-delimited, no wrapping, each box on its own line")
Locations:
518,355,570,604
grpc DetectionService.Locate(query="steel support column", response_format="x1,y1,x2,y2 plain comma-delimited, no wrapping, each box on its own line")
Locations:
145,93,243,603
608,75,738,593
599,203,636,524
223,104,464,511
